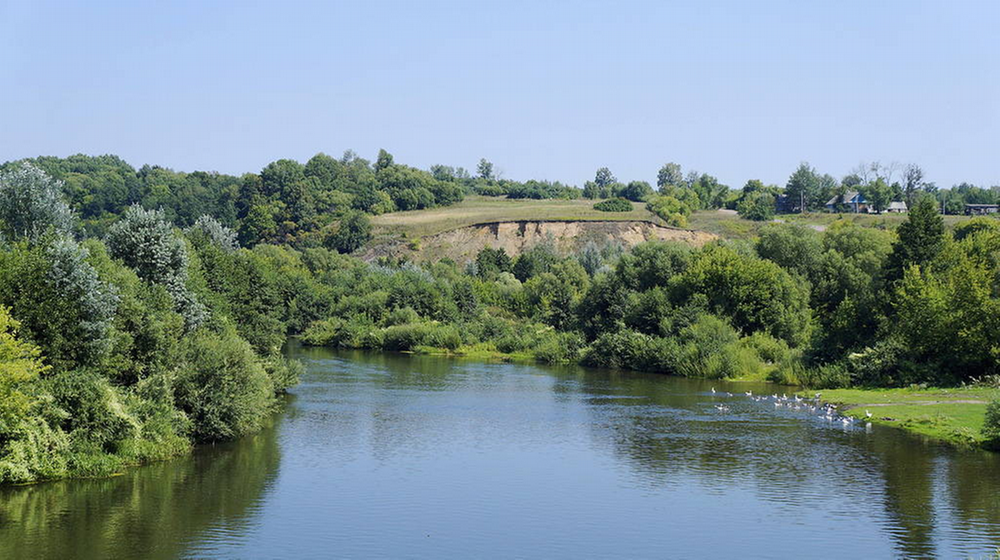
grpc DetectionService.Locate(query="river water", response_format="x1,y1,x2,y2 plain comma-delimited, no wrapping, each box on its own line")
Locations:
2,345,999,559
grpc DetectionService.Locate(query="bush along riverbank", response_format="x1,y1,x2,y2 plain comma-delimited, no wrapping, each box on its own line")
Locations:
0,165,305,484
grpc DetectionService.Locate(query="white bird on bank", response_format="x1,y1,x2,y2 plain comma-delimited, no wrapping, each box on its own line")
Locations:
866,410,873,419
711,387,717,394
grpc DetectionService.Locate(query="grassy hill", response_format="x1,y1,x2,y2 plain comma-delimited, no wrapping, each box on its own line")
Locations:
370,196,662,237
369,195,979,242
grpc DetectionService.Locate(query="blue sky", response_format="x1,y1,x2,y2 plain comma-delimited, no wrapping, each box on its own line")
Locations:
1,0,997,188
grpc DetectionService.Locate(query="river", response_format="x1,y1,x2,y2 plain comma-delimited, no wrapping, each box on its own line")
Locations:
2,344,999,559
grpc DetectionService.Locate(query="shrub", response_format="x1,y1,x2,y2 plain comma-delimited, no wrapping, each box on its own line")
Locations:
382,322,461,351
43,369,140,449
263,356,302,393
533,331,585,363
301,317,381,349
646,195,691,227
582,330,674,372
848,336,920,387
983,398,1000,450
0,240,118,369
174,329,274,442
737,190,776,221
384,306,421,326
795,362,851,389
593,198,633,212
0,306,70,484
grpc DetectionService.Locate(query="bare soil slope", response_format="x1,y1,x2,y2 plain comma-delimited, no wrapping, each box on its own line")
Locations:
360,220,716,263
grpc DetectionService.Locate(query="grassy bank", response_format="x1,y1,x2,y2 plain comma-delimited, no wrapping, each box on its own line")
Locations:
809,386,998,447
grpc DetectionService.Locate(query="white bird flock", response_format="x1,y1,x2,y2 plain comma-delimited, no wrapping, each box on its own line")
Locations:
710,389,870,428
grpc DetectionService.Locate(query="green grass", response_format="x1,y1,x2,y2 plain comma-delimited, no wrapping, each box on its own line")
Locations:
371,195,661,237
687,209,976,240
809,386,998,447
686,210,765,239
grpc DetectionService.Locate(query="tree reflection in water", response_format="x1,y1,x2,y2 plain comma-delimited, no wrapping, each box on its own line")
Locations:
0,410,282,560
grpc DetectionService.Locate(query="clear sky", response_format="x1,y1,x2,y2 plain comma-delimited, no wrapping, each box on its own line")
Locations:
1,0,997,189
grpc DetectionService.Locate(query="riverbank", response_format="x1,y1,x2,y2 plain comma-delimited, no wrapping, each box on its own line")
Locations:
807,386,998,448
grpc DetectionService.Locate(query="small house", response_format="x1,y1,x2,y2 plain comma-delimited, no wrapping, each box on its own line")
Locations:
825,191,870,213
886,201,908,213
965,203,999,216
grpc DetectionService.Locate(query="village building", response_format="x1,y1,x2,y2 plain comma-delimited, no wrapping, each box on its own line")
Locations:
965,203,999,215
825,191,870,213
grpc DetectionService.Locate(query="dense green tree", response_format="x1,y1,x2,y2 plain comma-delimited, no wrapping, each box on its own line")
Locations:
512,243,560,282
0,240,118,370
755,224,822,277
259,159,305,198
0,163,74,242
885,196,945,282
619,181,653,202
785,162,821,212
326,211,372,254
595,167,616,191
657,163,684,189
0,306,57,483
474,247,513,278
677,245,811,345
690,174,728,209
582,181,611,199
374,149,395,172
477,158,494,180
577,273,630,340
106,205,206,329
984,399,1000,450
737,190,776,221
888,256,999,383
861,178,892,214
614,242,691,291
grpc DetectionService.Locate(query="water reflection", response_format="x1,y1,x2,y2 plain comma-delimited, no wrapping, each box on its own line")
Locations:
0,411,282,560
